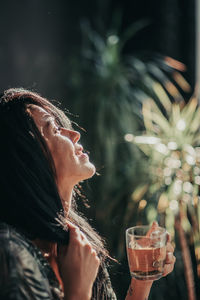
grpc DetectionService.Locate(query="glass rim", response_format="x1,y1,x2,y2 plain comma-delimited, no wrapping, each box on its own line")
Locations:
126,225,167,238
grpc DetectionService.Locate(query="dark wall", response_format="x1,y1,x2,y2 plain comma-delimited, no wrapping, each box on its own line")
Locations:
0,0,195,98
0,1,64,98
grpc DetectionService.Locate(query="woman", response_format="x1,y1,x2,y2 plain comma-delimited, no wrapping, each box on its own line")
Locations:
0,88,175,300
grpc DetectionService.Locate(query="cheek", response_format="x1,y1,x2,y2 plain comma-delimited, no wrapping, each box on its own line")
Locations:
50,139,75,170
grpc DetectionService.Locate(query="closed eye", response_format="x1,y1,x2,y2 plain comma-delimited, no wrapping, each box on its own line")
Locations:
44,117,61,134
54,125,62,134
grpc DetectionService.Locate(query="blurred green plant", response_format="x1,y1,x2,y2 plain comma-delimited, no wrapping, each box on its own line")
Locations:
65,20,192,299
128,90,200,300
68,21,187,235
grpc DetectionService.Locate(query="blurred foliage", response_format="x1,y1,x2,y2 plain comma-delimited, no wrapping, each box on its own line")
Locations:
129,92,200,299
132,95,200,237
64,20,196,299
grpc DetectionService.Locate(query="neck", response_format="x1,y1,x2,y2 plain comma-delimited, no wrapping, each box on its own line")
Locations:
58,186,73,215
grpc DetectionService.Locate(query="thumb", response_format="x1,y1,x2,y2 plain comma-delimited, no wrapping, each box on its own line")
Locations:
146,221,159,237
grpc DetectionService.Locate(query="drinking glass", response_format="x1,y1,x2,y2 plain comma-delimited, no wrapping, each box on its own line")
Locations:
126,225,167,280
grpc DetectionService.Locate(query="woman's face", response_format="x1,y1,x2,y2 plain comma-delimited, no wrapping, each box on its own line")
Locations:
31,105,96,196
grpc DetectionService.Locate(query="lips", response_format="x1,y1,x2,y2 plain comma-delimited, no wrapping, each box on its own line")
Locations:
79,153,88,159
75,145,88,159
75,144,83,154
76,151,83,156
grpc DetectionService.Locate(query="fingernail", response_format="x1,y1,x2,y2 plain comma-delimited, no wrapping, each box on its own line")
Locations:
152,260,162,268
166,252,173,263
152,221,158,226
167,252,173,258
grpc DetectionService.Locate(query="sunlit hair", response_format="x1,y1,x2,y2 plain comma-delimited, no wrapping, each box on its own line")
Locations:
0,88,110,298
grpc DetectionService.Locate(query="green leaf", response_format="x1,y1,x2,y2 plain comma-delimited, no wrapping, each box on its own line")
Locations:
151,111,171,134
181,97,198,122
171,103,181,127
187,107,200,133
120,19,151,50
152,82,172,112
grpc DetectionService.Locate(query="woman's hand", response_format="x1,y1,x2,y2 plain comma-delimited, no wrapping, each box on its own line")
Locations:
163,232,176,276
148,221,176,277
125,222,176,300
57,222,100,300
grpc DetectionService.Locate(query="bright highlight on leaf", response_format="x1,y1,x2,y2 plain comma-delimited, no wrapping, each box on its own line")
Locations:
130,91,200,276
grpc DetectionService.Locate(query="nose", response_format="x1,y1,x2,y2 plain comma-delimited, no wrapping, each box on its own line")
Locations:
62,128,80,143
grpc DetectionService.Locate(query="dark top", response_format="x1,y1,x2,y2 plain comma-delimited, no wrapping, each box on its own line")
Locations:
0,223,117,300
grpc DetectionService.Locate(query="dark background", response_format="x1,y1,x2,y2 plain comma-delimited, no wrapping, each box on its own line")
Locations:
0,0,195,99
0,1,196,299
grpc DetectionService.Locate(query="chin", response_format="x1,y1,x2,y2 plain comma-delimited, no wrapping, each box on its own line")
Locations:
83,162,96,179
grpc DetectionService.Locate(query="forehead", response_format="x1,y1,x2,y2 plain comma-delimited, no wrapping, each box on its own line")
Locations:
29,104,72,129
30,105,52,127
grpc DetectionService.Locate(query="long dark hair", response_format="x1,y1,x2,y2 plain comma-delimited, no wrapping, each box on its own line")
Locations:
0,88,111,299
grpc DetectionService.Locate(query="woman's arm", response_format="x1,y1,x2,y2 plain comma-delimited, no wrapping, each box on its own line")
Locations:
125,279,153,300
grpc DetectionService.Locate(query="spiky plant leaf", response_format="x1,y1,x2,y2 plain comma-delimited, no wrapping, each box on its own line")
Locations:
131,93,200,284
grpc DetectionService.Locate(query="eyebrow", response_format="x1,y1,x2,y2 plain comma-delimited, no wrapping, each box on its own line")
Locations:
42,115,56,130
42,114,55,122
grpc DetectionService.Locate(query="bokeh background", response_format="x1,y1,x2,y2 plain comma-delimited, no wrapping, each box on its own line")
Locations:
0,1,199,299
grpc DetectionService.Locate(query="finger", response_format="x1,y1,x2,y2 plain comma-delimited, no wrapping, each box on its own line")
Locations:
80,231,90,245
91,248,98,257
66,220,78,230
166,242,174,253
163,264,173,277
146,221,159,237
57,244,68,257
165,252,174,264
91,249,100,264
166,231,171,243
66,225,83,245
152,221,158,227
66,222,87,243
163,255,176,276
69,226,93,251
